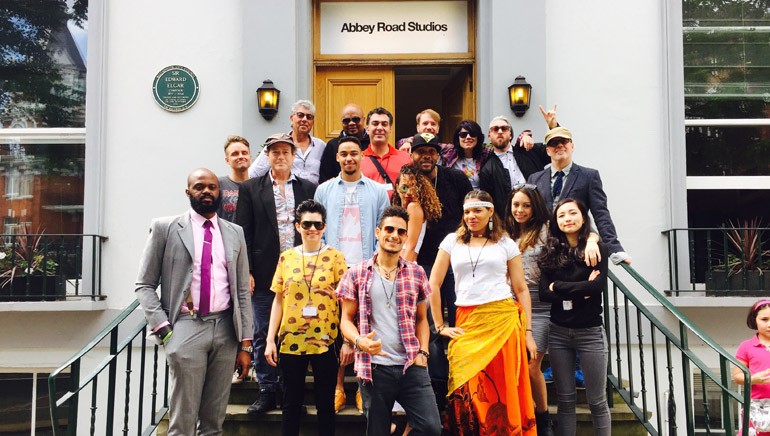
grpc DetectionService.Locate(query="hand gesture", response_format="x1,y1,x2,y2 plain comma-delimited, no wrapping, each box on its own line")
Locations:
361,330,388,356
516,131,535,151
439,326,465,339
584,240,601,267
539,104,558,129
399,137,414,154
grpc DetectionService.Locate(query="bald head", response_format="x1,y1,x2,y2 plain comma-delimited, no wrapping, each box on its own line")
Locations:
186,168,220,218
340,103,365,138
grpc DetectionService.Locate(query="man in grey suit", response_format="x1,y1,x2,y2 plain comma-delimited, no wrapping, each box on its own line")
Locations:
528,126,631,265
135,168,253,435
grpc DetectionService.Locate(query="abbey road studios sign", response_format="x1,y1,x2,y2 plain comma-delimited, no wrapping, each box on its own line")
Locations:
320,1,468,55
152,65,200,112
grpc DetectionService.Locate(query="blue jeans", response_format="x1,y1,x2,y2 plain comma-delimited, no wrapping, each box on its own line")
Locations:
359,364,442,436
548,323,610,436
252,290,277,391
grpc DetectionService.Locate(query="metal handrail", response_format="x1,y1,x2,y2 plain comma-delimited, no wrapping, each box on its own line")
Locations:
48,300,169,435
605,263,752,435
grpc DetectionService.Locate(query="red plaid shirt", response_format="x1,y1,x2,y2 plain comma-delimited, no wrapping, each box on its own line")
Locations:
336,254,431,382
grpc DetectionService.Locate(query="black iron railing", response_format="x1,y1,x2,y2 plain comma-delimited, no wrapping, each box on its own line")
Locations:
606,263,751,435
663,227,769,295
0,233,107,301
47,300,169,435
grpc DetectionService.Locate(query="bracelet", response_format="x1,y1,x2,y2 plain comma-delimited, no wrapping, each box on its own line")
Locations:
161,330,173,344
354,335,363,351
418,350,430,359
525,329,533,332
343,339,352,347
437,324,445,334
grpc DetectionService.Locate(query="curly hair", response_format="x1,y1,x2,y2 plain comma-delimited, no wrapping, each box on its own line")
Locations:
456,190,505,244
539,198,593,275
504,185,550,252
391,165,442,223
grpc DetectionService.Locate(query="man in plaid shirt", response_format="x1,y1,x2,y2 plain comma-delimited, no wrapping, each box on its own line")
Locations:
338,206,441,436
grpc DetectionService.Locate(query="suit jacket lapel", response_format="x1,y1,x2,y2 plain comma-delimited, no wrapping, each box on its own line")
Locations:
177,214,195,259
538,171,554,208
259,176,280,236
561,164,580,199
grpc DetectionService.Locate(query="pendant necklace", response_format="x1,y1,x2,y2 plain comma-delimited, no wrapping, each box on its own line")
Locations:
469,237,490,279
375,261,398,308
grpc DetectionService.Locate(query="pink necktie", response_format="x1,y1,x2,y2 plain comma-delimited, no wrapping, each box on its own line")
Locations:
200,220,213,315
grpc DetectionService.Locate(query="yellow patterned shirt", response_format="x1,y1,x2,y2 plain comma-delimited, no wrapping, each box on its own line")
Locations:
271,245,347,355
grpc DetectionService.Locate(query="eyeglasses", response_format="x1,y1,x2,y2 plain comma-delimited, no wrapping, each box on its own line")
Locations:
294,112,315,120
342,116,361,125
513,183,537,191
381,225,408,237
458,131,475,139
300,221,325,230
397,184,410,193
490,125,511,133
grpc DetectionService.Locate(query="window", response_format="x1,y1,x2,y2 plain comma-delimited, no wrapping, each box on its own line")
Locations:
681,1,770,279
0,1,88,234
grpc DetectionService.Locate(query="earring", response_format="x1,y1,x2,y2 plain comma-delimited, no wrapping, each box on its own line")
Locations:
488,220,493,231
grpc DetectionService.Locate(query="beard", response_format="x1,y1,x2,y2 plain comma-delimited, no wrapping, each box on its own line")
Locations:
188,193,222,215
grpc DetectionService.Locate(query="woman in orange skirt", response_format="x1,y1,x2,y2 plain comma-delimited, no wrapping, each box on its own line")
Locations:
429,190,537,435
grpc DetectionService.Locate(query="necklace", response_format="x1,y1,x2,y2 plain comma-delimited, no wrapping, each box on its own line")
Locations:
301,246,323,292
468,238,489,278
375,260,398,280
376,266,398,309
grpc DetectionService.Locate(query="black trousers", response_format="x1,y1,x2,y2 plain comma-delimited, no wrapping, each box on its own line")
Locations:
278,348,339,436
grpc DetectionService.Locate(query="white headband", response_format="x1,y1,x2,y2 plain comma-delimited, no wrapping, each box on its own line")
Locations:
463,201,494,210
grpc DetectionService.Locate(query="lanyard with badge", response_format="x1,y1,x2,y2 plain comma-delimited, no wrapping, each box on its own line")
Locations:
301,247,323,318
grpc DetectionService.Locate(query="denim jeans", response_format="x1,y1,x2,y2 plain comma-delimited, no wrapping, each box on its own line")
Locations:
548,323,610,436
252,290,277,391
359,364,442,436
279,349,338,436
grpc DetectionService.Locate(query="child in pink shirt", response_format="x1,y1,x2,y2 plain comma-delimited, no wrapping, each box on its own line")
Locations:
734,300,770,435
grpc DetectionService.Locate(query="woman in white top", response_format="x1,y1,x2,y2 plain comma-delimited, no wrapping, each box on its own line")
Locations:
391,164,442,261
429,190,537,435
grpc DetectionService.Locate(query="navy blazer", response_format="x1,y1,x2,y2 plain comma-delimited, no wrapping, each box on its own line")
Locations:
528,163,624,255
235,174,317,290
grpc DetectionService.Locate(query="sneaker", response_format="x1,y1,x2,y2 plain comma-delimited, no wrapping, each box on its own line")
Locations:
543,367,553,383
334,389,346,413
247,390,277,414
574,369,584,387
231,371,243,384
355,389,363,413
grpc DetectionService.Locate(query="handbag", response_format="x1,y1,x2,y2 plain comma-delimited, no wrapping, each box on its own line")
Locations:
750,398,770,432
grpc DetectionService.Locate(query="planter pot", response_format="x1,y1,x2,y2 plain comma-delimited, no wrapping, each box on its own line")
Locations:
0,275,65,301
705,270,767,296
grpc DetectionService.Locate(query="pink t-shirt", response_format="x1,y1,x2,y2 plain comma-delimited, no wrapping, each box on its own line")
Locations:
736,335,770,399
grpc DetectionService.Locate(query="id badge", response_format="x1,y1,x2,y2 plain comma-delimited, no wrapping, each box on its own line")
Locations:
562,300,573,311
302,306,318,317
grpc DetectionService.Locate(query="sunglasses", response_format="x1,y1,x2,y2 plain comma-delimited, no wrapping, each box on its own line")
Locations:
381,225,408,237
490,125,511,133
342,116,361,125
547,138,571,147
299,221,325,230
294,112,315,120
458,131,476,139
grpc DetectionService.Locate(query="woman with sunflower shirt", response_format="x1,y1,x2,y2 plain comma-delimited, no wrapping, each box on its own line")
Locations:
265,199,348,436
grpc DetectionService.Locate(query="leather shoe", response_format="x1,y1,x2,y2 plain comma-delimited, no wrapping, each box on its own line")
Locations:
247,391,276,414
334,389,346,413
355,389,363,413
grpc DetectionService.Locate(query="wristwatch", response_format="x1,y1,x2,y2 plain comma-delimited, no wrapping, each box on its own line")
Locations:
240,345,254,353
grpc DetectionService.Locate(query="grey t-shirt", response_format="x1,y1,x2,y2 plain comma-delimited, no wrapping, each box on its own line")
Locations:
217,176,241,222
370,270,407,366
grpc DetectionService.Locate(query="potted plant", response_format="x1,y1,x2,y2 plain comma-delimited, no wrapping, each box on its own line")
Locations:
0,226,64,301
706,218,769,295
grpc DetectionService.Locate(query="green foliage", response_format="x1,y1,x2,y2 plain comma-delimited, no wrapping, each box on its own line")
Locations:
0,0,88,127
0,224,59,286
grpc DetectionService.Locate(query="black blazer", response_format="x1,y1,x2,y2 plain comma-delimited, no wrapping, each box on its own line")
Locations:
527,163,624,255
235,174,317,290
478,143,549,216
